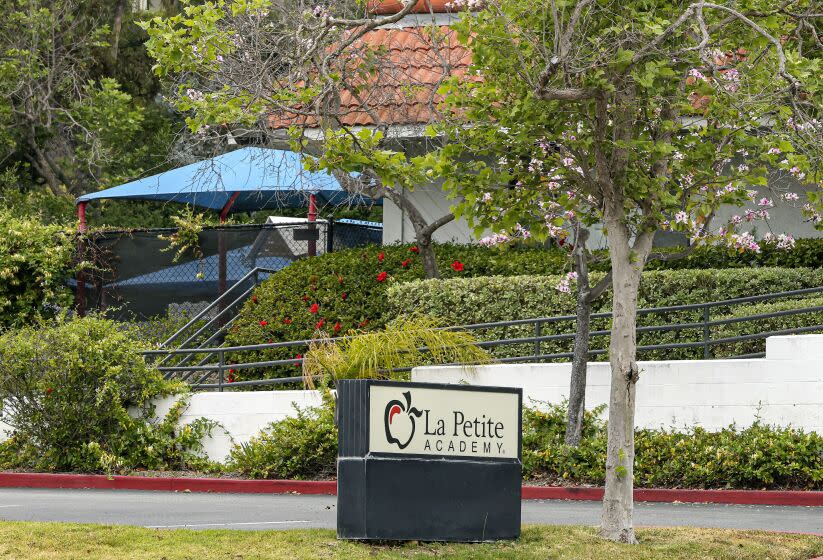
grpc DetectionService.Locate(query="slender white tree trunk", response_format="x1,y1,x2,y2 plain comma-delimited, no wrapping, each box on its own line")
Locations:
599,215,652,543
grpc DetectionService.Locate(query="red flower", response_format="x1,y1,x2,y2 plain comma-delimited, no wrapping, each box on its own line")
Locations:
295,353,302,367
229,368,236,374
409,246,419,253
283,317,292,325
251,295,258,304
301,294,309,302
358,318,370,328
333,321,342,333
315,318,326,330
228,372,235,383
341,292,348,300
377,271,388,282
309,303,319,314
401,259,411,268
259,320,268,326
451,260,464,272
267,339,273,344
46,387,53,395
378,251,385,262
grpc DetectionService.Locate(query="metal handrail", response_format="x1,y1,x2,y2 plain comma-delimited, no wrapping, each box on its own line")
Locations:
140,284,823,391
159,266,279,350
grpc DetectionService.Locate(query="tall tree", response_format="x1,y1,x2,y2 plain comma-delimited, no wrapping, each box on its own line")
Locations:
143,0,462,278
431,0,820,542
0,0,175,199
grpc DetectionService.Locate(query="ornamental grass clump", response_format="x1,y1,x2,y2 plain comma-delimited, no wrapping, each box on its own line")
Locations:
301,316,491,388
0,315,216,473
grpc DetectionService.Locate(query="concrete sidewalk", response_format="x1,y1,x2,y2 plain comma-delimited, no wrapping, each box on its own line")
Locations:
0,488,820,534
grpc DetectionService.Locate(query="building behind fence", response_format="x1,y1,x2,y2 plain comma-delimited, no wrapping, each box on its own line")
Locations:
78,220,382,319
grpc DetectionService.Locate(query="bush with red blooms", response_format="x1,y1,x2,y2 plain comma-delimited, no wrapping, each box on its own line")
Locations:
223,243,571,384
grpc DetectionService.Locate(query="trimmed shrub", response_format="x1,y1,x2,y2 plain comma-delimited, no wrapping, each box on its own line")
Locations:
228,399,822,489
524,402,823,489
713,296,823,357
387,268,823,361
227,392,337,480
0,315,216,473
223,243,571,382
0,210,75,328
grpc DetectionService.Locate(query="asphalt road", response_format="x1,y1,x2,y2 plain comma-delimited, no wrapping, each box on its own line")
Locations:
0,488,820,533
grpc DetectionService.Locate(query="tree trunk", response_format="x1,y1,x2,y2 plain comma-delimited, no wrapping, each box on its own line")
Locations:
565,229,591,446
110,0,128,64
566,287,591,446
417,233,440,279
599,215,652,543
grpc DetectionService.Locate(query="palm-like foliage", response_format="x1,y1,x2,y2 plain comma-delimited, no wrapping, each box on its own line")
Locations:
302,316,491,388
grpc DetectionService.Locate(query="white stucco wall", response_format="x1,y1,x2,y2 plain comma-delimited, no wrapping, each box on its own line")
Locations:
382,186,477,245
384,172,820,248
150,390,324,462
412,335,823,433
4,335,820,463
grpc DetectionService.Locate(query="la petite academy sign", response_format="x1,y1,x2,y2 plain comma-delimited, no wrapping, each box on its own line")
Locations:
368,384,520,459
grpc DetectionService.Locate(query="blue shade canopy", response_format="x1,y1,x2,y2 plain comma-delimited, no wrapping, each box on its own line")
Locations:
76,147,377,213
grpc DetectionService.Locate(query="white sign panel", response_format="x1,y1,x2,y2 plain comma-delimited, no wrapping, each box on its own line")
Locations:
368,384,520,459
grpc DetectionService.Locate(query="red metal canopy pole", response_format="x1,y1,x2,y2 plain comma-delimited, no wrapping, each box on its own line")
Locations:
75,202,88,316
308,194,317,257
217,193,240,302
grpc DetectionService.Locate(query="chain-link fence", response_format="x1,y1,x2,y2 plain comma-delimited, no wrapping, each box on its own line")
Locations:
76,220,382,320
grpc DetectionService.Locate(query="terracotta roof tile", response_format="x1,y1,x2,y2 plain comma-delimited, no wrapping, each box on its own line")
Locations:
367,0,457,15
269,25,472,129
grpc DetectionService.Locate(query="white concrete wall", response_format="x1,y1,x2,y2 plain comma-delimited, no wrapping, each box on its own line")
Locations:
150,390,323,462
384,169,821,248
0,390,324,463
382,186,477,245
4,335,820,465
412,335,823,433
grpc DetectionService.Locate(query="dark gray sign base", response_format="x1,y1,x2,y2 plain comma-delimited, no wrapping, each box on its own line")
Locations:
337,456,521,542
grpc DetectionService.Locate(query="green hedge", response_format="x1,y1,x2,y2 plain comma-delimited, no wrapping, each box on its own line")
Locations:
712,296,823,358
643,238,823,271
387,268,823,361
227,399,822,489
223,243,571,382
523,402,822,489
227,393,337,480
224,237,823,381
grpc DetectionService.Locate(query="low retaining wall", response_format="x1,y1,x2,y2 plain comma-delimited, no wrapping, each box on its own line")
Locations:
3,335,820,462
412,335,823,432
151,390,323,461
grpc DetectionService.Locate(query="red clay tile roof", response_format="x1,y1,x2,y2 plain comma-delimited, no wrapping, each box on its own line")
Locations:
367,0,456,14
268,24,471,129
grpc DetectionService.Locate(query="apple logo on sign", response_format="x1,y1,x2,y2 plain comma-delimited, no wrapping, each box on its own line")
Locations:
383,391,423,450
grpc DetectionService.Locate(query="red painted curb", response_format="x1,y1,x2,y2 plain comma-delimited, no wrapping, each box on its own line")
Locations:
522,486,823,507
2,473,822,506
0,473,336,495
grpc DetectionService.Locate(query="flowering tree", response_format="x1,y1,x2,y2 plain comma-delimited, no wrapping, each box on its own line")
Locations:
142,0,463,278
428,0,821,542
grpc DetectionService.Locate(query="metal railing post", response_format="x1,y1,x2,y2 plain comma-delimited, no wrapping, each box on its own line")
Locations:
534,320,541,358
326,218,335,254
218,350,225,392
702,305,712,359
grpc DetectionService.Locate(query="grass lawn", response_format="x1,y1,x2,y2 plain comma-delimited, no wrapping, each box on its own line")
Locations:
0,523,820,560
